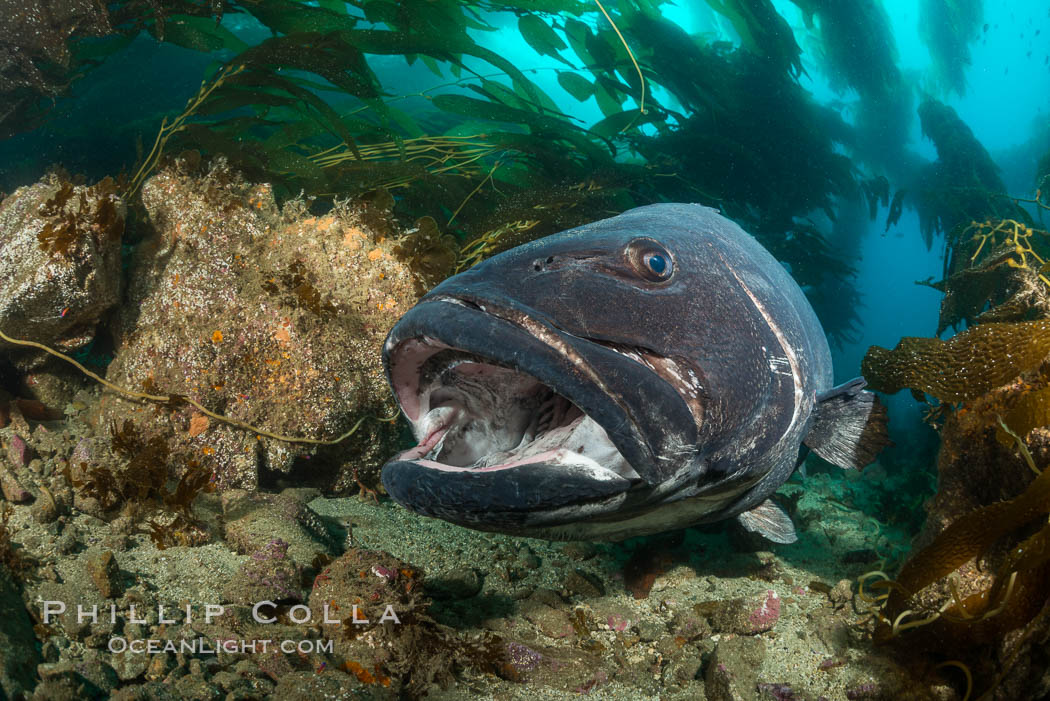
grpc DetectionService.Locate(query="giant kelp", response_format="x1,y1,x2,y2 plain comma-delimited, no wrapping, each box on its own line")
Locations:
787,0,911,174
622,12,857,293
146,0,646,258
854,374,1050,698
861,425,1050,696
788,0,900,99
89,0,859,317
919,0,983,96
862,320,1050,403
859,307,1050,695
0,0,224,139
913,99,1027,250
928,219,1050,334
704,0,804,79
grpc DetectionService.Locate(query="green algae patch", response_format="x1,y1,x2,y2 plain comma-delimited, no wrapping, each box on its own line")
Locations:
862,320,1050,402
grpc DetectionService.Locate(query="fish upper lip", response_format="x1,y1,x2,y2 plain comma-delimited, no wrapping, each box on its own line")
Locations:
430,294,705,432
383,293,658,475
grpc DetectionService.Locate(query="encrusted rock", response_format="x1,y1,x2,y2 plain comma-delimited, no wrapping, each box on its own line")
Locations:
32,661,80,701
174,673,222,701
75,648,120,695
562,568,605,598
829,578,853,609
560,542,598,561
97,162,422,492
222,488,338,569
0,464,30,503
271,670,382,700
670,608,712,642
0,173,124,353
425,567,483,600
85,549,122,598
664,645,703,685
111,646,150,682
308,548,425,641
306,547,438,695
697,589,781,635
634,618,666,642
524,603,574,639
6,434,32,468
705,636,767,701
30,486,58,523
521,589,574,639
222,538,303,605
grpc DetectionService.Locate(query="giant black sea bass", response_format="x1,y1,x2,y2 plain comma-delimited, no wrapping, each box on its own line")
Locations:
380,204,889,542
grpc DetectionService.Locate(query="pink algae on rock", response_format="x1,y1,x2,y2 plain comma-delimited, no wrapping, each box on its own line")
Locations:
748,589,781,633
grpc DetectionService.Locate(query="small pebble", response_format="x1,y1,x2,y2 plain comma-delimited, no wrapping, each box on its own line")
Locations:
563,569,605,598
86,550,122,598
6,435,31,468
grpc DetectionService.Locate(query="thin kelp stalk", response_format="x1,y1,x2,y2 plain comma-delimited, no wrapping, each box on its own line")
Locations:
124,64,245,199
0,326,395,445
310,135,503,190
447,160,502,227
592,0,646,126
996,416,1041,476
934,660,973,701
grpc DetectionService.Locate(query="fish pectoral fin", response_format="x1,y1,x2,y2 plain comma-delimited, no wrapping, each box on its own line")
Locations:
737,498,797,544
803,377,891,470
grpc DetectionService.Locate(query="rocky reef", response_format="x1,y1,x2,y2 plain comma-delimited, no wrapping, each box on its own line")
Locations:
92,159,419,493
0,173,124,354
0,421,933,700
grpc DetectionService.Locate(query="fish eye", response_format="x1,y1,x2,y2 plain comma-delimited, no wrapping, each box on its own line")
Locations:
626,238,674,282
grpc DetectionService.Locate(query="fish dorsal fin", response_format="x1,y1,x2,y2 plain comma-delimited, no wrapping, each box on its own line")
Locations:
737,498,797,544
804,377,890,470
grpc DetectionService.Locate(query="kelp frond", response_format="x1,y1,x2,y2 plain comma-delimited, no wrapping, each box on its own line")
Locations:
859,419,1050,698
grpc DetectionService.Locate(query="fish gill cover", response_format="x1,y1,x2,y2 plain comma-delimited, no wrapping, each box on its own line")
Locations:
2,0,1050,698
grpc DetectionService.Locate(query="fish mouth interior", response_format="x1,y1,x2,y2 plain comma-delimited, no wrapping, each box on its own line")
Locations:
388,341,642,481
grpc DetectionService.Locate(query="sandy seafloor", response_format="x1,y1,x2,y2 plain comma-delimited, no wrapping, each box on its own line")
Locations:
2,397,938,700
309,476,924,700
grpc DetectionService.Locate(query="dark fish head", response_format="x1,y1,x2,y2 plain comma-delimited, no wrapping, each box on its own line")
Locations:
381,204,736,538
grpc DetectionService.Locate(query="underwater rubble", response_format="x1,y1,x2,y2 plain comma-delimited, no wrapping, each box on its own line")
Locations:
0,422,935,701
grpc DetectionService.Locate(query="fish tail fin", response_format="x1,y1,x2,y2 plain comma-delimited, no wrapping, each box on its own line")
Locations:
803,377,891,469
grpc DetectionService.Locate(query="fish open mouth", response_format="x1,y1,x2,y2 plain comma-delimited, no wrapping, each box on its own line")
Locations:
380,295,700,530
389,344,639,480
